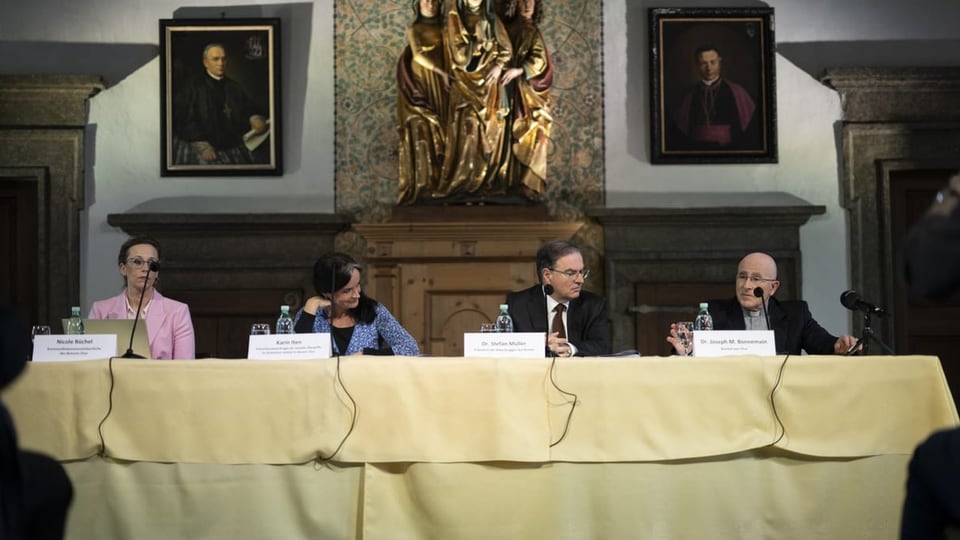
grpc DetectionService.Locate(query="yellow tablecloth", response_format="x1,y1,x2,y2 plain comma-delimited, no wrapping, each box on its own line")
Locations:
6,355,955,464
4,355,956,540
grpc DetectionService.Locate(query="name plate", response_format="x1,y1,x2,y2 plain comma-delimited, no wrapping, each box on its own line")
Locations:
693,330,776,357
247,333,331,360
463,332,545,358
32,334,118,362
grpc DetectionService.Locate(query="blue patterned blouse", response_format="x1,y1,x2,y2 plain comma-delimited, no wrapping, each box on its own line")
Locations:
293,303,419,356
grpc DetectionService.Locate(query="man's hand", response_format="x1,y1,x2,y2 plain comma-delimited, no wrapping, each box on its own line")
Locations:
547,331,572,357
834,335,860,355
250,116,268,134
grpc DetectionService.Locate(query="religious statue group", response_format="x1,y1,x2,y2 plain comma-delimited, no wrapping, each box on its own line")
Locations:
397,0,554,205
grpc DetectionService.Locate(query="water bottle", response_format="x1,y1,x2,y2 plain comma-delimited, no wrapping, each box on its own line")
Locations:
494,304,514,333
275,305,294,334
694,302,714,331
66,306,85,335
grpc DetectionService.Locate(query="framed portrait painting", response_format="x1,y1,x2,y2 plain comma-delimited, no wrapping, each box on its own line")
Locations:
650,8,777,164
160,18,282,176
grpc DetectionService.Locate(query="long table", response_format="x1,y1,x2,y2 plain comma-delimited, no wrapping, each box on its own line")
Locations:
4,355,957,539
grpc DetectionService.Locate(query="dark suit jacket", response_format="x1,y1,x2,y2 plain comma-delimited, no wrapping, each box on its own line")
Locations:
708,296,838,355
506,285,612,357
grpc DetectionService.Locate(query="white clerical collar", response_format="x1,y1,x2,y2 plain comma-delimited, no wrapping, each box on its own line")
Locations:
701,77,720,86
207,71,224,81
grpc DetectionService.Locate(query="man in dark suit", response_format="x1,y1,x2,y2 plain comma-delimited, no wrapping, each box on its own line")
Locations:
667,252,857,355
900,172,960,540
0,304,73,539
507,240,612,357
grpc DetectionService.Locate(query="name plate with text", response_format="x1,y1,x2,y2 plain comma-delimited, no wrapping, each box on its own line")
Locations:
693,330,776,357
247,333,331,360
32,334,118,362
463,332,545,358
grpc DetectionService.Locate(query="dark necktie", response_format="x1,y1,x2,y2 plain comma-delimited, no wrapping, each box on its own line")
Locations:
552,304,566,339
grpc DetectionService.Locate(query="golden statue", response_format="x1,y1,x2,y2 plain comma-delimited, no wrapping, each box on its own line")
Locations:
500,0,553,202
430,0,513,202
397,0,451,204
396,0,554,206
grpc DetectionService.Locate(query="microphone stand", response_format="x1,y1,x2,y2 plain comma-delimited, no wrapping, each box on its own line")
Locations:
121,264,156,359
846,312,896,356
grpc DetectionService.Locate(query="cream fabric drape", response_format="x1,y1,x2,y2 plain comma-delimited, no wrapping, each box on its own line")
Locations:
3,355,956,540
5,355,955,464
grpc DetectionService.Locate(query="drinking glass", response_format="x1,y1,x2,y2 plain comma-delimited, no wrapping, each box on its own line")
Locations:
31,325,51,341
480,323,497,333
676,321,694,356
250,323,271,335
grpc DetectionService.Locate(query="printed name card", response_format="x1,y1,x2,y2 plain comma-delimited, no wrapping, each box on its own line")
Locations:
32,334,118,362
463,332,545,358
247,333,331,360
693,330,776,357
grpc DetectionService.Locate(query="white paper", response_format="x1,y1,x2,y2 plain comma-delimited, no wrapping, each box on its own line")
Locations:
247,333,331,360
463,332,545,358
32,334,118,362
692,330,776,357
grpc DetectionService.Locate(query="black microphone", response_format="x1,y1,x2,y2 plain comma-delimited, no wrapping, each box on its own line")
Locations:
121,262,159,358
543,284,554,296
753,287,772,331
840,290,887,317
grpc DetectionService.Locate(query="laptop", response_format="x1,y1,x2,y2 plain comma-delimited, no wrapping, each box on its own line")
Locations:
60,318,152,359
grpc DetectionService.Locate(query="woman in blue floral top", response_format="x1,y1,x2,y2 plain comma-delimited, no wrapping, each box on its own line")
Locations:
293,252,419,356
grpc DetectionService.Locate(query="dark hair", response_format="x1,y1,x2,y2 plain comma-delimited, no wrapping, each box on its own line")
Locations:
694,44,721,61
535,239,581,283
117,236,162,266
312,252,378,324
117,236,162,288
500,0,544,25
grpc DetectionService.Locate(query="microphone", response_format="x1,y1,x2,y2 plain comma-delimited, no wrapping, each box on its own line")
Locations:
121,263,158,358
543,284,554,296
753,287,772,331
840,290,887,317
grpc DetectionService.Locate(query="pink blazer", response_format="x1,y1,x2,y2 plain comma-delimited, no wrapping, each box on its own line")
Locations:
88,290,195,360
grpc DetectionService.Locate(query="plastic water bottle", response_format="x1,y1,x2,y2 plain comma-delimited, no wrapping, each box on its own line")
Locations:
66,306,85,335
275,305,294,334
694,302,714,331
495,304,514,333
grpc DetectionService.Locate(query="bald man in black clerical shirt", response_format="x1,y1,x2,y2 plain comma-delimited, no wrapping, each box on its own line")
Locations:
172,43,269,165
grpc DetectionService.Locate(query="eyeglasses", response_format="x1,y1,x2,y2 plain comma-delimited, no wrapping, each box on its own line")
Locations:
736,272,776,284
549,268,590,279
125,258,159,269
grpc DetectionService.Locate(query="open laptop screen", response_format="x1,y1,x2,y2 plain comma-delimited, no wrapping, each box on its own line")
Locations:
60,318,152,359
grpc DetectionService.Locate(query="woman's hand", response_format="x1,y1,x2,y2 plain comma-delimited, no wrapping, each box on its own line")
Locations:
303,295,331,315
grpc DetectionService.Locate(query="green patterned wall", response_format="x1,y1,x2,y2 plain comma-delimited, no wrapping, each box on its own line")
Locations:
334,0,605,224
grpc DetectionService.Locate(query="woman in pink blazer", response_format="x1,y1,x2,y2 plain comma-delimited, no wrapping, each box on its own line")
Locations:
88,237,195,360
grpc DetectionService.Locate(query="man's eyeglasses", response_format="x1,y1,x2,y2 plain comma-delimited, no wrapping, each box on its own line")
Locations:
125,258,159,269
549,268,590,279
736,272,776,284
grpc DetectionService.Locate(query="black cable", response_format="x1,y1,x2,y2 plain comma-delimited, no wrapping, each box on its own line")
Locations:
548,354,578,447
766,353,791,447
96,354,120,457
315,352,357,463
